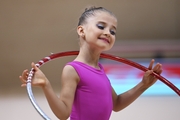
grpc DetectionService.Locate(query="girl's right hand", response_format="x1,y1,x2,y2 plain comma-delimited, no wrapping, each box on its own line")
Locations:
19,62,48,88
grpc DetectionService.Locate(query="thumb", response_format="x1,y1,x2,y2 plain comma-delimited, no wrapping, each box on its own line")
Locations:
146,70,153,76
31,62,39,71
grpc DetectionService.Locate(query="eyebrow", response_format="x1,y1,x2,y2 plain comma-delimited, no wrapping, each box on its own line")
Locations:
98,21,117,30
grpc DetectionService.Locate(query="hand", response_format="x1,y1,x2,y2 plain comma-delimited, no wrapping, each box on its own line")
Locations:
142,59,162,87
19,62,48,88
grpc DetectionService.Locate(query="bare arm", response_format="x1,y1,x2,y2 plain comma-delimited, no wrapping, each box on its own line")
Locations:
20,63,79,120
44,65,79,119
112,59,162,112
112,81,149,111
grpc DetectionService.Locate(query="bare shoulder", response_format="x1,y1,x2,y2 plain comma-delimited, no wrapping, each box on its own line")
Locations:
62,65,77,75
61,65,79,85
60,64,79,100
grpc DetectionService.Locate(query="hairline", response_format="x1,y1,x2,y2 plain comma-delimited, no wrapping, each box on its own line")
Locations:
78,10,117,26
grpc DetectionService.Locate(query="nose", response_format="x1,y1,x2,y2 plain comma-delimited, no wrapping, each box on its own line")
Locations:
103,28,110,37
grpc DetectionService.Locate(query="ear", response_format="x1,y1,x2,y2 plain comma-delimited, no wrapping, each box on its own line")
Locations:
77,25,85,37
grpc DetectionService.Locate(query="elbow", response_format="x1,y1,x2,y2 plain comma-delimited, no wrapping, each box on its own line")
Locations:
55,111,70,120
112,100,123,112
112,95,125,112
56,114,70,120
113,107,124,112
113,107,121,112
113,109,118,112
112,99,119,112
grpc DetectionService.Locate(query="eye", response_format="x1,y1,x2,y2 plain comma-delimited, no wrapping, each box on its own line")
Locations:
110,30,116,35
96,24,104,30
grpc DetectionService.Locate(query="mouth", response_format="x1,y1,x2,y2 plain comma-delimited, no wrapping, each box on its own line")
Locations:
98,37,110,43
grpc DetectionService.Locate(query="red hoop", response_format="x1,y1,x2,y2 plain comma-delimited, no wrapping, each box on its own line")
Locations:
27,51,180,120
34,51,180,96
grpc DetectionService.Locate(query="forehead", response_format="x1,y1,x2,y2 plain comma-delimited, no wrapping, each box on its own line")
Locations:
87,11,117,28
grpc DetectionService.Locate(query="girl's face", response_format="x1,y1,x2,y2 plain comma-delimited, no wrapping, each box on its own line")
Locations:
80,11,117,51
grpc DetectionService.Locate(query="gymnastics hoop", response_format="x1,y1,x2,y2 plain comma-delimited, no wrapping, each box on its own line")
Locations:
26,51,180,120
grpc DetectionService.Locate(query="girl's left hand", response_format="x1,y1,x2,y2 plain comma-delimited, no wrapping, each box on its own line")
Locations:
142,59,162,87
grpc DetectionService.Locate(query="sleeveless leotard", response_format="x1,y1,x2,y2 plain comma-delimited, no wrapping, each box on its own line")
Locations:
66,61,113,120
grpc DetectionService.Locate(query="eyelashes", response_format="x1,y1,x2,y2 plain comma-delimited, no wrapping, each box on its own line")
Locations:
110,30,116,35
96,24,116,35
97,24,104,30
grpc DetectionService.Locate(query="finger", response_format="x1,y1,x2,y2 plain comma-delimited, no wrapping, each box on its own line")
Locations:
148,59,154,70
143,70,153,79
153,63,161,72
21,84,27,87
154,64,162,74
157,69,163,75
146,70,153,76
21,69,28,79
19,70,28,83
31,62,39,71
147,70,157,80
19,76,23,82
19,76,27,85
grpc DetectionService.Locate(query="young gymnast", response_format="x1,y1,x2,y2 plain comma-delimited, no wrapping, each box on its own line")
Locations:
19,7,162,120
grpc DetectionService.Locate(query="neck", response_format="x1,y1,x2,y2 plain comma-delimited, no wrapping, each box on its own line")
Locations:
74,47,101,68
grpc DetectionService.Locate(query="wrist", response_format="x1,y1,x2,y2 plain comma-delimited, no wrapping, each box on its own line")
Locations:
138,81,150,92
41,79,51,90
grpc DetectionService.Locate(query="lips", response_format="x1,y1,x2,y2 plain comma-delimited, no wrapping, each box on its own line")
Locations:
98,37,110,43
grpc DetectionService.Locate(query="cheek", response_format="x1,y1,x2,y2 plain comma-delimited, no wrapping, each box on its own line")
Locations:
111,36,116,45
91,26,102,34
88,29,102,38
112,36,116,42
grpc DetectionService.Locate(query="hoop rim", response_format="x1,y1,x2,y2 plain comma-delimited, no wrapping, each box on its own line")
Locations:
26,51,180,120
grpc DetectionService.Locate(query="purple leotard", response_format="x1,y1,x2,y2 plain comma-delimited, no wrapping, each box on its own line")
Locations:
67,61,113,120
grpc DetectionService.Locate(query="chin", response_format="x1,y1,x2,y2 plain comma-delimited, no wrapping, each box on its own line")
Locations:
98,44,113,52
102,47,112,52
